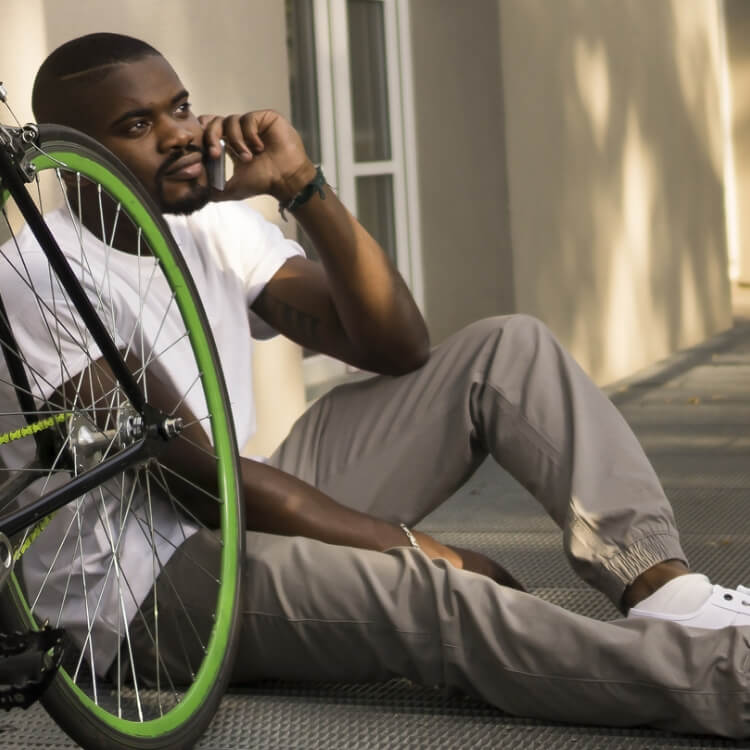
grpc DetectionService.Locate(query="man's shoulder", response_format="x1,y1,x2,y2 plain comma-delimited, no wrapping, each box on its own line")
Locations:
0,206,73,262
0,208,74,305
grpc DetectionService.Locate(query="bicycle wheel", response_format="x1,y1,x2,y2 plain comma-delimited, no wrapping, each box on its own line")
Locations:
0,124,244,749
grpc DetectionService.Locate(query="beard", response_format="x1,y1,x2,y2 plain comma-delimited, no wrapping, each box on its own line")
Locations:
157,182,210,215
155,146,211,215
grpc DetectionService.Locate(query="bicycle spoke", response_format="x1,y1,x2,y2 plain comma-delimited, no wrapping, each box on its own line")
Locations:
174,430,221,461
139,294,178,371
180,414,212,432
142,471,162,712
138,467,219,579
154,463,223,506
168,372,202,418
72,509,99,702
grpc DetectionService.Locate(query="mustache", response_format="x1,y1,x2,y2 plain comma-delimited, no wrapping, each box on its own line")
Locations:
155,145,205,182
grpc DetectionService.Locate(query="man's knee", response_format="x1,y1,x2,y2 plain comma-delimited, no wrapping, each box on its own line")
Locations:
455,314,555,357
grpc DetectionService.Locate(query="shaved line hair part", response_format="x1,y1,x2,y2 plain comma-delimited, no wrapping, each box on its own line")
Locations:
32,33,161,127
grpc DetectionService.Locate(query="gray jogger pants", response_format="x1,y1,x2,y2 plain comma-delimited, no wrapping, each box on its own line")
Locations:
140,315,750,737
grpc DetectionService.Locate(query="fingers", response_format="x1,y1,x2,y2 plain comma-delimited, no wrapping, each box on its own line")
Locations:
199,111,271,162
226,113,267,162
494,566,526,592
448,545,526,592
412,531,463,568
199,115,224,158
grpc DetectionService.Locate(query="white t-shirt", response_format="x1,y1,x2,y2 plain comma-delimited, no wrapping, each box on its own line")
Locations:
0,200,303,671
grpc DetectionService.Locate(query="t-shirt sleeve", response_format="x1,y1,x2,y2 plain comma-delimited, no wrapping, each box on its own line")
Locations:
199,202,305,340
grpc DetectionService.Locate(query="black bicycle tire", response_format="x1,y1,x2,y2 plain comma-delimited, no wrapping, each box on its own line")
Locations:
0,124,245,749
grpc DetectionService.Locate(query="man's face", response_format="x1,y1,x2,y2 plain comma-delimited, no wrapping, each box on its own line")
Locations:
75,55,209,214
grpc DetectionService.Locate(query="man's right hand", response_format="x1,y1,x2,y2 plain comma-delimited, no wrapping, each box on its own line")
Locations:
199,110,316,204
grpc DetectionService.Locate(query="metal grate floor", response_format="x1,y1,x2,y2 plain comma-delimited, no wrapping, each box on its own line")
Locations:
5,320,750,749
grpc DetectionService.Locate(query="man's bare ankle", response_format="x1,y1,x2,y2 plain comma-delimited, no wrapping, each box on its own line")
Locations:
622,559,690,611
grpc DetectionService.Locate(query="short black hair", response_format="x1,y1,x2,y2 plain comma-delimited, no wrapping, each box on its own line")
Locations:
32,33,161,123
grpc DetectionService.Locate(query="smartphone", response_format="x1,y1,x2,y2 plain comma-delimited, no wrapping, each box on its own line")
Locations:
206,138,226,191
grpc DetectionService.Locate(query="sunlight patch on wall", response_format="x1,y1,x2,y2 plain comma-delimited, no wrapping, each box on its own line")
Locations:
573,37,611,150
603,107,662,381
718,1,741,281
679,261,702,338
671,0,724,177
620,107,655,272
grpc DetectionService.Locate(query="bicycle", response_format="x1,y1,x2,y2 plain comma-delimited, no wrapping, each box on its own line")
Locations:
0,83,245,749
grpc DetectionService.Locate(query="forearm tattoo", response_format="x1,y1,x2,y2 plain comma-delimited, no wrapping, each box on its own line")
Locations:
259,291,323,346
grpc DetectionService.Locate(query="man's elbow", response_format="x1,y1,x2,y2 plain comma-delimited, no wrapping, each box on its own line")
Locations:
404,335,431,372
382,334,431,376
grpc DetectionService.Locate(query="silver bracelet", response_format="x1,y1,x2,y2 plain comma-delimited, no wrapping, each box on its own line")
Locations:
399,523,420,550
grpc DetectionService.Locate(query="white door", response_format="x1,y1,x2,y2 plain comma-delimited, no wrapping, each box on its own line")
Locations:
286,0,423,389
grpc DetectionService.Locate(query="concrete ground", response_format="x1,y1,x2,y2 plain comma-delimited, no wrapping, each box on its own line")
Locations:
4,292,750,748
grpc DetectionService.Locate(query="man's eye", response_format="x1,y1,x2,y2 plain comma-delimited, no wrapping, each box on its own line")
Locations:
126,120,149,135
176,102,192,116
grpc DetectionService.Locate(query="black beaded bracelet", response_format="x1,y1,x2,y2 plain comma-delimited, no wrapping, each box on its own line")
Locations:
278,165,326,220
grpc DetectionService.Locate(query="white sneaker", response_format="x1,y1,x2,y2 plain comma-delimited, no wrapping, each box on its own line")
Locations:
629,584,750,629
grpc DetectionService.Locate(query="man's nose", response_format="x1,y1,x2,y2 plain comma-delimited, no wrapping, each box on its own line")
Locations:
159,121,194,152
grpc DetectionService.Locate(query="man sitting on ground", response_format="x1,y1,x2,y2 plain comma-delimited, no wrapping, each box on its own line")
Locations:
13,32,750,738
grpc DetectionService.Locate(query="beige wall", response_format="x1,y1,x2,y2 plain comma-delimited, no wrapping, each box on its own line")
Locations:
498,0,733,384
725,0,750,284
408,0,732,385
409,0,515,343
0,0,306,456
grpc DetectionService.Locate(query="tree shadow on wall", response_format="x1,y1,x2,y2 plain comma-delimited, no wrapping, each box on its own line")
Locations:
501,0,731,385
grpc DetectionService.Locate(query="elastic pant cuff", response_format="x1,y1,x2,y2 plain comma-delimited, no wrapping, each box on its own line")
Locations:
601,533,688,610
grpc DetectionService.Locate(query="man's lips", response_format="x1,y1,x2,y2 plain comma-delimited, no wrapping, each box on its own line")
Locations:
163,153,204,180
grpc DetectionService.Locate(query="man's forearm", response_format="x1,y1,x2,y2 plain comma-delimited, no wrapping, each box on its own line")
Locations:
236,457,531,588
158,402,491,577
242,455,419,551
239,453,468,569
291,182,430,373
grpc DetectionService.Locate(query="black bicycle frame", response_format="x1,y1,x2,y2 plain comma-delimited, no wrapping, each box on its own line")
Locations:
0,146,145,411
0,140,152,535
